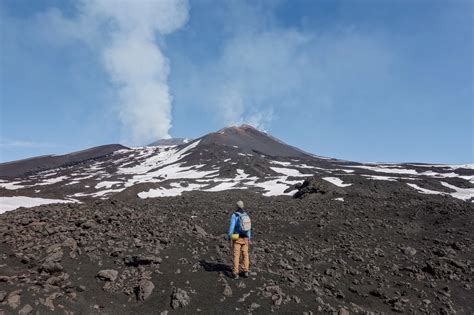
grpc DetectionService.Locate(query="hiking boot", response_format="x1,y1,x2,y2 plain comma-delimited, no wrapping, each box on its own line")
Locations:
230,272,239,280
242,272,249,278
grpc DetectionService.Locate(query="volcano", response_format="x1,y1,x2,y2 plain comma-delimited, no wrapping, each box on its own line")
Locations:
0,125,473,314
0,124,472,207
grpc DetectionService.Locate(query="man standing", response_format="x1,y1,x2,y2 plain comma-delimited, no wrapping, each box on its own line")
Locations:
227,200,252,279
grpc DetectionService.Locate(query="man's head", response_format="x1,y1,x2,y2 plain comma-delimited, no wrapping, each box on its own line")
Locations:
236,200,244,210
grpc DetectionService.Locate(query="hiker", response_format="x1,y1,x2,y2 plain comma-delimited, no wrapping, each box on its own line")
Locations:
226,200,252,279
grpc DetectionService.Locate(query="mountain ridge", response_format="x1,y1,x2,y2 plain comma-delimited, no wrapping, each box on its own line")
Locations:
0,125,472,211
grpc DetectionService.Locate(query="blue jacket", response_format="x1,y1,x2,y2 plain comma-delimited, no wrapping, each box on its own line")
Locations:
227,211,252,240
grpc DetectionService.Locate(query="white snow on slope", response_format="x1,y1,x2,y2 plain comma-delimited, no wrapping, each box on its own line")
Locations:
349,165,419,175
0,181,27,190
252,179,296,196
119,140,201,175
323,177,352,187
270,167,308,177
440,182,474,201
362,175,398,181
419,171,473,182
138,183,204,198
125,163,219,187
0,196,76,213
348,165,473,182
235,169,258,181
408,164,474,170
205,182,243,192
407,183,443,195
95,181,122,189
407,182,474,201
270,161,292,167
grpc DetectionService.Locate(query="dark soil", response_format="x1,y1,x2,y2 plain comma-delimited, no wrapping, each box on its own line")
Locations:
1,183,473,314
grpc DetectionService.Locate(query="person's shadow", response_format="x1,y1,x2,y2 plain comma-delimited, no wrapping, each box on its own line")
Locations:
199,260,230,273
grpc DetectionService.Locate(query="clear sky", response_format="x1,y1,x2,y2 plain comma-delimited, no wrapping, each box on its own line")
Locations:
0,0,473,164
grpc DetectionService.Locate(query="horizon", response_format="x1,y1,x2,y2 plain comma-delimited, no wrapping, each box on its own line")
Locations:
1,0,473,164
0,123,472,166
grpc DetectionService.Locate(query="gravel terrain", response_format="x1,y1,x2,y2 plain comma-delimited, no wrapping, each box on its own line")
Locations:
1,177,472,314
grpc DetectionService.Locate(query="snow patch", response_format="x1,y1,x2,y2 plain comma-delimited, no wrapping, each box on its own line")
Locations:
270,167,308,177
138,183,204,198
349,165,418,175
0,196,76,213
0,181,27,190
95,181,123,189
205,182,242,192
440,182,474,201
407,183,443,195
37,176,69,186
362,175,398,181
323,177,352,187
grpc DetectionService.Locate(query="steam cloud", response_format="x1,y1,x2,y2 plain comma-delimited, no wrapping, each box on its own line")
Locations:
44,0,189,144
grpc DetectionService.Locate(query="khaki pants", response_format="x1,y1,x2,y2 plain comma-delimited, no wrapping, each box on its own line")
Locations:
232,238,249,274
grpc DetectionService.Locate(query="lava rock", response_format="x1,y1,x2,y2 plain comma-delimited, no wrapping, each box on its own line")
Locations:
97,269,119,281
170,287,190,309
0,290,6,302
124,255,162,267
7,289,22,309
401,246,417,256
18,304,33,315
137,280,155,301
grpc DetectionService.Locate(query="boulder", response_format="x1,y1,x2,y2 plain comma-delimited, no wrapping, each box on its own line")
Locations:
137,280,155,300
18,304,33,315
293,177,346,199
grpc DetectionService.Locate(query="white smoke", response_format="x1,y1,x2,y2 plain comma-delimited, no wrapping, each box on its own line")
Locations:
43,0,189,144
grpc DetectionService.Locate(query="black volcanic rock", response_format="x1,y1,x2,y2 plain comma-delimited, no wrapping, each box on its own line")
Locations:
293,176,347,198
198,124,313,158
0,190,473,314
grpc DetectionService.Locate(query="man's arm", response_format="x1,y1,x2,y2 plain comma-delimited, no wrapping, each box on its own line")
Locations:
227,214,236,240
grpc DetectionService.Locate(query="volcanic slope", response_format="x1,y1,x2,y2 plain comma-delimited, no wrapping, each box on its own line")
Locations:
0,125,473,314
0,186,473,314
1,125,472,212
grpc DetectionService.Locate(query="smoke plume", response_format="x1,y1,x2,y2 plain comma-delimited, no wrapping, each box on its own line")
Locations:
44,0,189,144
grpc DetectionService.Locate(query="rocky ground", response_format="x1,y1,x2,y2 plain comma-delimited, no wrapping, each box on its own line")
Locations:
0,177,473,314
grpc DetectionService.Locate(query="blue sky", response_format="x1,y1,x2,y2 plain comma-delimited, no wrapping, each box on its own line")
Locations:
0,0,472,164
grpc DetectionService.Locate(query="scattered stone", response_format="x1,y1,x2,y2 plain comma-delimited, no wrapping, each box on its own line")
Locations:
193,225,208,237
338,308,349,315
249,302,260,311
43,292,62,311
18,304,33,315
170,287,190,309
402,246,417,256
40,261,63,274
97,269,119,281
0,291,6,302
137,280,155,301
7,290,22,309
124,255,162,267
223,283,232,297
81,219,96,229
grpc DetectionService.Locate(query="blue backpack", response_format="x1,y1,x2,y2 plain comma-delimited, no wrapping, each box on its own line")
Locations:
236,212,251,234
